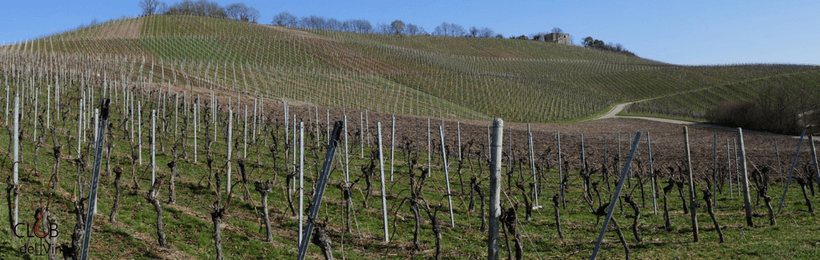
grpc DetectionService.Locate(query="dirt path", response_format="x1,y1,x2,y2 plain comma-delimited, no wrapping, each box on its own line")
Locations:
593,101,799,138
597,102,634,120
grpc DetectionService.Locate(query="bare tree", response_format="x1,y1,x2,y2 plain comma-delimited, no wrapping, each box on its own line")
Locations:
156,2,168,14
226,3,260,23
139,0,164,16
376,22,391,34
272,12,297,27
478,27,495,38
299,15,327,30
433,22,451,36
391,20,405,35
351,19,373,33
404,23,425,35
469,26,479,37
433,22,465,37
326,18,343,31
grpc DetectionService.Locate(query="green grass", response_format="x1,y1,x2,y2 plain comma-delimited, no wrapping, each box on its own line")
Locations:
0,78,819,259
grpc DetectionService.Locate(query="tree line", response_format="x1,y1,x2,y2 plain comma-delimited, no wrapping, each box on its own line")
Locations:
139,2,600,46
271,11,505,38
139,0,260,23
582,36,635,55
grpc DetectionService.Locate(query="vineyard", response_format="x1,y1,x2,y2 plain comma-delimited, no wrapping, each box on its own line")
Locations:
4,15,818,123
622,68,820,120
1,14,820,259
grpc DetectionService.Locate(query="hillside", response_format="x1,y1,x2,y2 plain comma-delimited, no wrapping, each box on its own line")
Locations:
3,15,820,260
3,15,817,123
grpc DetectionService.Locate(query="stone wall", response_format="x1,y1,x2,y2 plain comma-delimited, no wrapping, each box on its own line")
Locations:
544,33,571,45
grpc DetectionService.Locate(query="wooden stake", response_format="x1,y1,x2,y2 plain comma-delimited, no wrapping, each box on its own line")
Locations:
488,118,503,260
298,122,304,245
528,124,540,208
712,133,717,206
343,111,349,184
33,88,37,141
12,94,19,230
558,132,564,208
427,118,431,171
390,115,395,181
378,122,390,242
777,129,806,213
138,101,142,165
683,126,699,242
590,131,642,260
736,128,754,227
4,84,8,126
151,110,156,189
244,105,248,159
360,112,363,158
194,102,197,162
227,109,233,195
439,126,455,227
647,133,657,215
810,136,820,197
776,140,783,187
727,139,733,199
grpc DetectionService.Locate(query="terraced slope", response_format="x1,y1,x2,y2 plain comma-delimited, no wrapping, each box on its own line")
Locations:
2,15,817,122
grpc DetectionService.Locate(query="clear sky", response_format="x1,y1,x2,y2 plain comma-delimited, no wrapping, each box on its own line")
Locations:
1,0,818,66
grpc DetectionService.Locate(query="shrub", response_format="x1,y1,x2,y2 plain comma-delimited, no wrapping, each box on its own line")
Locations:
705,84,815,135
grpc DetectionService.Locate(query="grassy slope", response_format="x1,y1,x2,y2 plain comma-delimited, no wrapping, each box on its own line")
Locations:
0,77,819,259
8,15,817,123
621,68,820,120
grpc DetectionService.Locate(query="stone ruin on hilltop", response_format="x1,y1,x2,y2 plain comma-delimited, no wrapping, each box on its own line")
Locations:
535,33,571,45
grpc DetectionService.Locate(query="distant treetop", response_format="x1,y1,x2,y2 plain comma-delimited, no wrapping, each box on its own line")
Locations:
140,0,260,23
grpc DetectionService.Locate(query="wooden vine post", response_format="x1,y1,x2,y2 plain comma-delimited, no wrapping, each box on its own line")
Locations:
11,94,19,232
712,133,717,205
438,125,455,227
683,126,699,242
777,129,806,213
298,122,304,244
557,132,565,208
727,139,733,199
528,124,541,208
590,131,642,260
378,122,389,242
810,136,820,192
488,118,503,260
647,132,657,215
343,111,350,184
736,128,754,227
227,109,233,195
138,101,142,165
194,102,197,162
151,110,156,189
390,115,395,181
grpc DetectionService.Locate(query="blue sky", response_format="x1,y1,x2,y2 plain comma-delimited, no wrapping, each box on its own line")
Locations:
1,0,818,65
